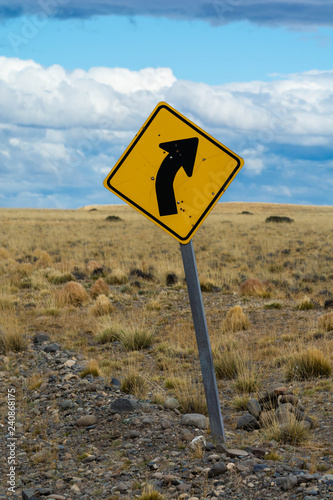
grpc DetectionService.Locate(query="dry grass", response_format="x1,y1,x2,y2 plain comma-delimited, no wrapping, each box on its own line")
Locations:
0,306,27,354
286,347,332,381
264,413,311,445
0,202,332,456
318,312,333,331
121,371,148,399
90,278,110,298
89,294,114,316
222,305,250,333
239,278,269,297
80,359,101,378
55,281,89,307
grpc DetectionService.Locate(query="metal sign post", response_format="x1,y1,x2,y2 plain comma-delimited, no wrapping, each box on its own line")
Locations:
180,240,226,441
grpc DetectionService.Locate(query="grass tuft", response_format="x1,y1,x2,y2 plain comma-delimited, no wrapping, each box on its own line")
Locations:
118,327,154,351
286,347,331,381
89,294,114,316
264,413,311,445
55,281,89,307
90,277,110,298
239,278,269,297
80,359,101,378
296,297,314,310
222,305,250,333
318,312,333,331
121,371,148,398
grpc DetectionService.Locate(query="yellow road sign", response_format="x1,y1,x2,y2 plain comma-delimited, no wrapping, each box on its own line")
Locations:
103,102,244,244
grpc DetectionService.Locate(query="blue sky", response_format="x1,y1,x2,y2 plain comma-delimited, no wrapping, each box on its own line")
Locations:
0,0,332,208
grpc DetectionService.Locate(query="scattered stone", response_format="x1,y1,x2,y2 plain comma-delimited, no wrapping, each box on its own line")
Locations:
33,333,50,343
247,398,261,419
164,397,180,410
280,475,298,491
244,446,268,458
160,418,172,430
181,414,208,429
75,415,97,427
110,398,139,412
110,377,121,387
22,489,39,500
279,394,298,406
43,343,60,353
63,359,76,368
207,462,227,478
58,400,73,410
236,413,260,431
225,448,248,458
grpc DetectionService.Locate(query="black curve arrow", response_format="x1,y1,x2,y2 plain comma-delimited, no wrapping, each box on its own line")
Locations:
155,137,199,216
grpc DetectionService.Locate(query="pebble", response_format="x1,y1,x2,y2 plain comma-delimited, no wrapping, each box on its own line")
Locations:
75,415,97,427
181,413,208,429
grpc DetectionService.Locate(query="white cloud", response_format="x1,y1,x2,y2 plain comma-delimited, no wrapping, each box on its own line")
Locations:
0,56,332,207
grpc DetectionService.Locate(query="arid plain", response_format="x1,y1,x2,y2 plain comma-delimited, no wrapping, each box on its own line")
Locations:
0,202,332,499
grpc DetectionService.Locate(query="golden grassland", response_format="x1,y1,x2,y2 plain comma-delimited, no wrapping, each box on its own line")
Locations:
0,202,332,456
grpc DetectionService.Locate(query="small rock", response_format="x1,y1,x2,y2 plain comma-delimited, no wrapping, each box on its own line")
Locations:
75,415,97,427
58,400,73,410
160,418,172,430
44,343,60,353
245,446,269,458
280,475,298,491
247,399,261,419
128,430,140,439
279,394,298,406
208,462,227,478
236,413,260,431
63,359,76,368
22,489,39,500
225,448,248,458
70,484,81,493
110,377,121,387
34,333,50,343
164,397,180,410
81,383,98,392
110,398,139,412
181,413,208,429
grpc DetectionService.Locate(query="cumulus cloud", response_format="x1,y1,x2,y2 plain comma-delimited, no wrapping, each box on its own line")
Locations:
0,56,332,207
0,0,332,27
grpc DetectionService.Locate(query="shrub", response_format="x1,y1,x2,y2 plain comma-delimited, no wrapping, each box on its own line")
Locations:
222,305,250,333
96,323,121,344
90,277,110,298
318,312,333,331
0,328,27,354
265,216,294,223
214,342,244,379
264,413,310,445
231,395,250,411
233,369,259,393
296,297,314,310
174,376,207,415
106,270,128,285
138,485,164,500
286,347,331,381
264,301,283,309
55,281,89,307
239,278,269,297
80,359,100,378
121,371,148,398
89,294,113,316
118,327,154,351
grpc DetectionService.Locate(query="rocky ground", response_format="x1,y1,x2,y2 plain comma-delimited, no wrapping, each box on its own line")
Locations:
1,335,332,500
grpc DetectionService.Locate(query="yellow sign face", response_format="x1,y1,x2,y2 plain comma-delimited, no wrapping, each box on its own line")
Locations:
103,102,244,244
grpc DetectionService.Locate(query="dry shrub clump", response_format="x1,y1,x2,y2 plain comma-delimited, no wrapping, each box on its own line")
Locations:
89,294,113,316
264,413,310,445
222,305,250,333
80,359,100,378
286,347,331,381
318,312,333,331
55,282,89,307
90,278,110,298
118,327,155,351
121,371,148,398
240,278,269,297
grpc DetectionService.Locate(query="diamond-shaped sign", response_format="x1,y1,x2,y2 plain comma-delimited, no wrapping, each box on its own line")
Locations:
104,102,244,243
